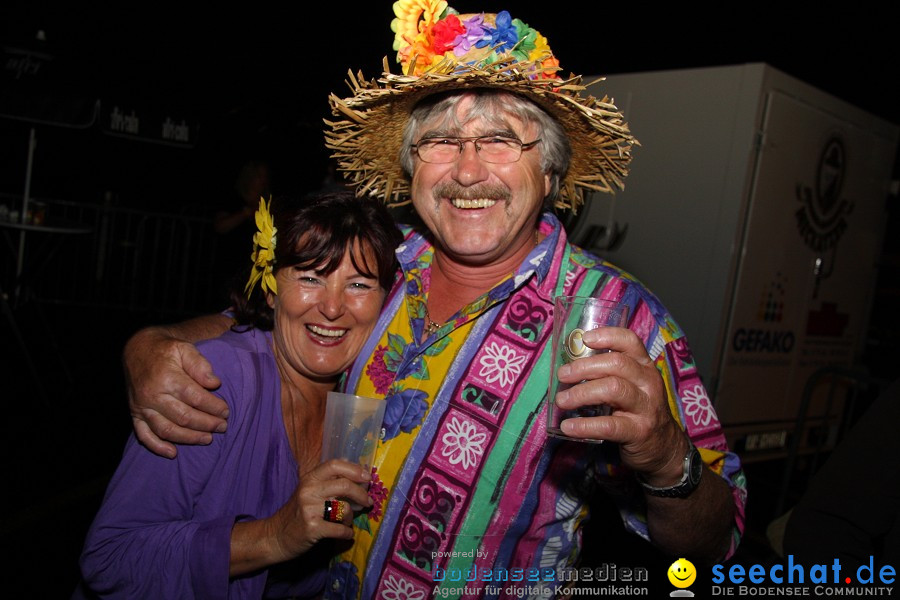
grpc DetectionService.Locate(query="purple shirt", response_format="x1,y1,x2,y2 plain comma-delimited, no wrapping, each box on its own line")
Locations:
78,328,326,599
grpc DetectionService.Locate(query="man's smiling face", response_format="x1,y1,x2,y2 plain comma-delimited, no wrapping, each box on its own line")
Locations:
409,93,550,267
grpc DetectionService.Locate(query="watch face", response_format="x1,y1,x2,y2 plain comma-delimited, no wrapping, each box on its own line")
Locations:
637,444,703,497
689,448,703,484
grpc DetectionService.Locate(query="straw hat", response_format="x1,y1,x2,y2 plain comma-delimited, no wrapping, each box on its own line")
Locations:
325,2,636,212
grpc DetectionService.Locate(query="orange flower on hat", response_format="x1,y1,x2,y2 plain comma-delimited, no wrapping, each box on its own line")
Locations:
391,0,448,55
540,55,561,80
403,33,440,75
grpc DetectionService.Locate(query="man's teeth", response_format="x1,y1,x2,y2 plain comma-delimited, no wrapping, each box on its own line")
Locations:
452,198,497,209
308,325,347,338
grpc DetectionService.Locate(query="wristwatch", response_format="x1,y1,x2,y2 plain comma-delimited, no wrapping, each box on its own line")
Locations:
638,442,703,498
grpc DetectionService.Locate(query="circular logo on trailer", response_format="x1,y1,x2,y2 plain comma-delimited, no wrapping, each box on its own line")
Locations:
816,138,845,214
795,136,853,253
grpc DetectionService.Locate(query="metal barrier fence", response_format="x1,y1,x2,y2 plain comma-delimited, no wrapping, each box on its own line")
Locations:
1,193,225,316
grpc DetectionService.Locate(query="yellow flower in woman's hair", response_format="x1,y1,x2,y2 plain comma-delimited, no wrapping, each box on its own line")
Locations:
244,196,278,298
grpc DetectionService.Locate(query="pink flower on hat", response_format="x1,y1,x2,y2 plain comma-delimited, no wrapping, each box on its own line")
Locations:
431,13,465,54
452,14,488,56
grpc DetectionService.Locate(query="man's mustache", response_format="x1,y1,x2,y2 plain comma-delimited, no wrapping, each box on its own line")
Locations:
432,182,511,201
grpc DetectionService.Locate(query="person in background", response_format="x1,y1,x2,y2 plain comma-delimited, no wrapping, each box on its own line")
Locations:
76,192,402,599
211,159,272,303
121,5,747,598
783,377,900,574
213,159,271,236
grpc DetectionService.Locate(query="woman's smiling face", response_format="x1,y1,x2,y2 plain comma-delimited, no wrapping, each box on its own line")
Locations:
267,244,385,384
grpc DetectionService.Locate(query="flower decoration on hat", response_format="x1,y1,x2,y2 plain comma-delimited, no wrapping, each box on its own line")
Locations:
244,196,278,298
391,0,449,69
391,4,555,78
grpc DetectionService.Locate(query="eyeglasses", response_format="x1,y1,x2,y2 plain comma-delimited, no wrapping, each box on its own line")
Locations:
411,136,541,164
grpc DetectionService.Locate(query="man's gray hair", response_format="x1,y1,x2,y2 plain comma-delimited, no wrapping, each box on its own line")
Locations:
399,90,571,206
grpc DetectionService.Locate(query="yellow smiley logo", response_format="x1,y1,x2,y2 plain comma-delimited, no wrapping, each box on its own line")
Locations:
667,558,697,588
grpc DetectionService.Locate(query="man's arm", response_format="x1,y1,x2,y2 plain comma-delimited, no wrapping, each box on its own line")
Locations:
124,313,232,458
555,326,739,564
639,434,736,563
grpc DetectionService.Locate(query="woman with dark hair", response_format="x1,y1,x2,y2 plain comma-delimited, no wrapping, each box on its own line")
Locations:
77,192,402,599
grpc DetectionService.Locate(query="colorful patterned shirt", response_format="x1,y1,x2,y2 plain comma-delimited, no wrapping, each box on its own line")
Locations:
325,213,747,599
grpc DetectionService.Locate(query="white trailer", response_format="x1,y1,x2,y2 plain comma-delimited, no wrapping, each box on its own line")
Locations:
574,63,898,462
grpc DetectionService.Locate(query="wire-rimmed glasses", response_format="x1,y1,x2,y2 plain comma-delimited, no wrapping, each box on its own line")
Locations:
411,136,541,164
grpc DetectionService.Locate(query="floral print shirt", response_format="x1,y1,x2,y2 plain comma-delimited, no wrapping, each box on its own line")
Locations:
325,213,747,600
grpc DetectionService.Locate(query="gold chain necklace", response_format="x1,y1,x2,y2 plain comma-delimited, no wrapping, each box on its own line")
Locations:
422,303,443,336
422,229,540,337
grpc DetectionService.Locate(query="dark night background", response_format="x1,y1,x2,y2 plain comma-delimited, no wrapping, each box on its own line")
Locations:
3,2,898,208
1,2,898,596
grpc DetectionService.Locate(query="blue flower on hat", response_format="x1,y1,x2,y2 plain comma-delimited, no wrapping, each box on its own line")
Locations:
476,10,518,54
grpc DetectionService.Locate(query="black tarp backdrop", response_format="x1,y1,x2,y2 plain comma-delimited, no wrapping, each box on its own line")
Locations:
0,30,336,214
0,32,98,206
3,3,898,213
8,5,900,216
0,27,211,212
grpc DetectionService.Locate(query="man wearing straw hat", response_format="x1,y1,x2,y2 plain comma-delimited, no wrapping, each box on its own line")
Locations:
124,3,746,597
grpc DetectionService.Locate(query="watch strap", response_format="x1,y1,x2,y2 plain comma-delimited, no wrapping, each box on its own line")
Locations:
637,442,702,498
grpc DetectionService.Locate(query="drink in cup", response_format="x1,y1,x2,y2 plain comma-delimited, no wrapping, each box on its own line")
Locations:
547,296,628,442
320,391,386,509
